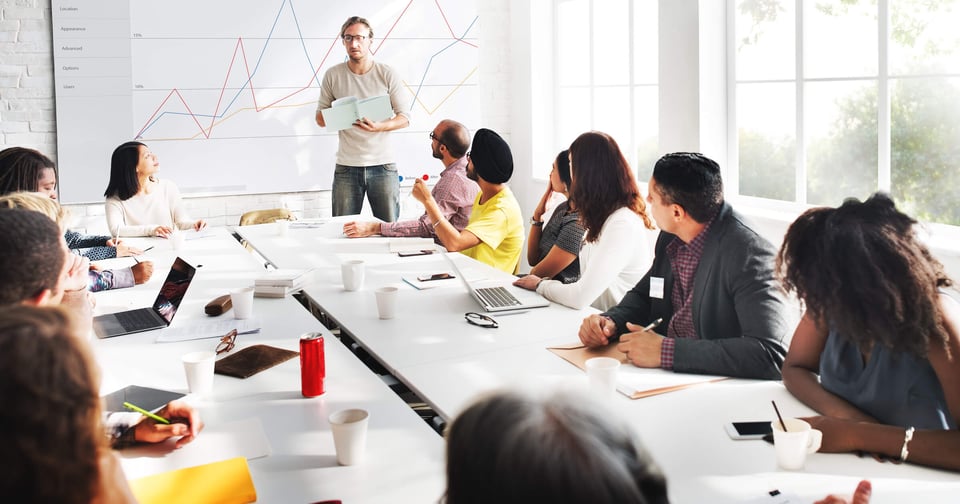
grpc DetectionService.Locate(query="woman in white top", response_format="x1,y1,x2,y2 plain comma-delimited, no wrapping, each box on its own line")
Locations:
104,142,206,237
514,131,655,310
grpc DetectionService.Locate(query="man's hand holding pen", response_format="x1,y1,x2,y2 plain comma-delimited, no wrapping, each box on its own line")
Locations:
617,318,664,368
132,400,203,449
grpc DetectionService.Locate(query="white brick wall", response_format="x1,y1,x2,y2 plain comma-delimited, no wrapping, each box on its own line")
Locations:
1,0,516,233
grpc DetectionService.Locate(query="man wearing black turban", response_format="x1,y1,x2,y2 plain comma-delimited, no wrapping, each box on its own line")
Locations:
412,128,524,273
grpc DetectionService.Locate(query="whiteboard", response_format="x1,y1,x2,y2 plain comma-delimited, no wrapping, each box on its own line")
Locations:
51,0,479,203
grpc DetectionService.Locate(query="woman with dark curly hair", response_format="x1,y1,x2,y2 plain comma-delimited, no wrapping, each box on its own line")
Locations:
0,305,137,503
778,192,960,471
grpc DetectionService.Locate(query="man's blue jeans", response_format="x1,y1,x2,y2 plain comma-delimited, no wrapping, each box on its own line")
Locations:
332,163,399,222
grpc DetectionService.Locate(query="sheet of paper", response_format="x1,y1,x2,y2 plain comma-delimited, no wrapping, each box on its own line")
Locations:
356,95,394,121
547,342,727,399
156,318,261,342
128,456,257,504
119,417,271,480
183,228,216,240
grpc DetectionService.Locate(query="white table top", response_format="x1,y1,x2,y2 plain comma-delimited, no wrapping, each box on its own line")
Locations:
232,222,960,503
91,229,446,503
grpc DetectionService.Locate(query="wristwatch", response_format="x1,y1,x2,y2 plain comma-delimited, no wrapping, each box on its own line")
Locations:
530,217,543,226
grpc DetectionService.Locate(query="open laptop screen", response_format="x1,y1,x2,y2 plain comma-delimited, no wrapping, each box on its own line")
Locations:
152,257,196,323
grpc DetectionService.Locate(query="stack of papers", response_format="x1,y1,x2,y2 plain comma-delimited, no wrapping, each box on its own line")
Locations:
547,342,728,399
254,269,313,298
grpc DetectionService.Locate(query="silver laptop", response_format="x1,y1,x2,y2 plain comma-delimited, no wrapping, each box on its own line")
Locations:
441,251,549,312
93,257,197,338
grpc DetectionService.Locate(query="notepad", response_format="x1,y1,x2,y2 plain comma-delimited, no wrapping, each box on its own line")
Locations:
128,456,257,504
547,342,728,399
320,95,394,131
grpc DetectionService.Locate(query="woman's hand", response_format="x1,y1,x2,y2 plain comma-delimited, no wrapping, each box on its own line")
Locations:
533,179,554,223
513,274,542,291
114,242,143,257
193,219,207,232
153,225,173,238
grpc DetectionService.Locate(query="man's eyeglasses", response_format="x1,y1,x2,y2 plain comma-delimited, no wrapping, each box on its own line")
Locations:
216,329,238,355
342,34,367,43
429,131,446,147
465,151,471,159
465,312,498,328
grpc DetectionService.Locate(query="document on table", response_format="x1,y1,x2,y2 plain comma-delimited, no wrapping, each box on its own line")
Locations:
183,228,216,240
128,456,257,504
119,417,271,480
320,95,394,131
547,342,728,399
156,318,261,342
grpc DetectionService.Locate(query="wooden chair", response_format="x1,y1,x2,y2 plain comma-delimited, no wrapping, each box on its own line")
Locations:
238,208,295,226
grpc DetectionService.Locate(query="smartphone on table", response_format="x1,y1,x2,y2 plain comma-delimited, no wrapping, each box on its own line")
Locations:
398,249,434,257
417,272,454,282
724,421,772,440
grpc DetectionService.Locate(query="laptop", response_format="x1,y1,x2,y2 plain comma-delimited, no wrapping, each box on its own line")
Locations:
93,257,197,338
441,251,550,312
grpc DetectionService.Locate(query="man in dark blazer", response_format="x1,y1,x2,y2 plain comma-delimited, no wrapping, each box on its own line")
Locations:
578,153,792,380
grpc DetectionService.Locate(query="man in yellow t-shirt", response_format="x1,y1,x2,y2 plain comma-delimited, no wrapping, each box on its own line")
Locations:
412,128,523,273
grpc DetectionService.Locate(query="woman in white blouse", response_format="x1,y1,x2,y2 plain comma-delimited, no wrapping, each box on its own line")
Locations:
514,131,655,310
104,142,206,237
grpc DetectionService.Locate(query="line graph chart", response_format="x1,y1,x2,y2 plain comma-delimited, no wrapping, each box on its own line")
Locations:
52,0,479,203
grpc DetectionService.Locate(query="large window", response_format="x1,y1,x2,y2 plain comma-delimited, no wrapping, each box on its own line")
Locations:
732,0,960,225
553,0,658,180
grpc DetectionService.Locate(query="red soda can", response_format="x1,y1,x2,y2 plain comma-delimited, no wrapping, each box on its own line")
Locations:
300,332,325,397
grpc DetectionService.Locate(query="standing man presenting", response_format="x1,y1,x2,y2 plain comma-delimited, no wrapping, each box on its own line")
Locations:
342,119,477,240
316,16,411,221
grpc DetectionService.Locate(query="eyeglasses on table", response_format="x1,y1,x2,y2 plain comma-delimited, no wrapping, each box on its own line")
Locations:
464,312,498,328
216,329,239,355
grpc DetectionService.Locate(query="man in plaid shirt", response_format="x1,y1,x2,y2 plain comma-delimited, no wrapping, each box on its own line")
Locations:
578,153,792,380
343,119,478,241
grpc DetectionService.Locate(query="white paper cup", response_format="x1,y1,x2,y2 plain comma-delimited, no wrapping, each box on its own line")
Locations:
375,286,398,319
230,286,255,319
341,260,365,291
170,231,185,251
585,357,621,400
276,219,290,237
329,408,369,466
772,418,823,470
182,350,216,397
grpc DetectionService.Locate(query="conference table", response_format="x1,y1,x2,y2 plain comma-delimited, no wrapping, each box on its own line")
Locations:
90,228,445,503
234,217,960,504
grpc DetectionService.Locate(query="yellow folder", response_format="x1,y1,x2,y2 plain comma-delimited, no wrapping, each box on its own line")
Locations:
128,456,257,504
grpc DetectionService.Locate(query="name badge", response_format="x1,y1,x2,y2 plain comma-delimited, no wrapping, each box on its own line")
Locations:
649,277,665,299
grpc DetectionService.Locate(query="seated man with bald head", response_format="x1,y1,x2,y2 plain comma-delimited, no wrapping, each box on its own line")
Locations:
343,119,478,240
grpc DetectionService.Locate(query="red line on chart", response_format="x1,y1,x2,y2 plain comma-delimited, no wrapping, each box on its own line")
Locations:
135,0,477,140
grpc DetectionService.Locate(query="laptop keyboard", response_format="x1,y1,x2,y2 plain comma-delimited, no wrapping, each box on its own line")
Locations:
115,309,161,331
475,286,522,308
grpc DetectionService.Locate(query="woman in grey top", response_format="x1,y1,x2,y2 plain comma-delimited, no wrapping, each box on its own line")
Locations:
779,193,960,471
524,150,585,283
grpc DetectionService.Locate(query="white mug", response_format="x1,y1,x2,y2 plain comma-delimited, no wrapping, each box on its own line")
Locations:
772,418,823,470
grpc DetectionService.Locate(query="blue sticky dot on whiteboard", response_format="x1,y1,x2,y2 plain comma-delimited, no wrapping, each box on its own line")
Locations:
398,175,404,182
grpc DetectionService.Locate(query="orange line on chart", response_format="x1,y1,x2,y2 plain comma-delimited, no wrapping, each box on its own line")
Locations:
403,66,477,115
142,100,316,142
